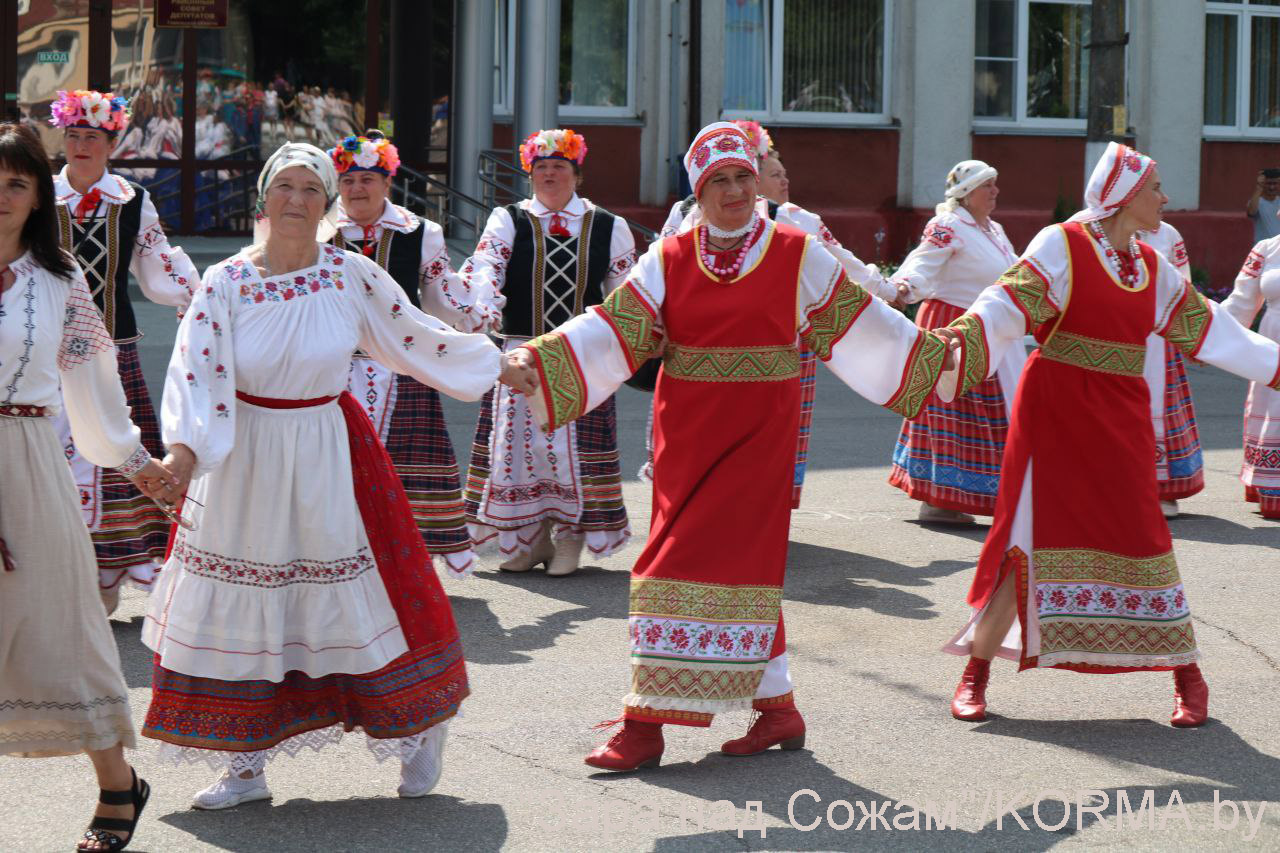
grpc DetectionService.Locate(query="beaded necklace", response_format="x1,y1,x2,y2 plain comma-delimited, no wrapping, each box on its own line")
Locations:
698,214,763,280
1086,219,1141,289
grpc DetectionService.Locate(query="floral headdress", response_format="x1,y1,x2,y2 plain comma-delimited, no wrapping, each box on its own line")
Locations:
49,90,130,135
519,128,588,172
329,135,401,176
732,120,774,162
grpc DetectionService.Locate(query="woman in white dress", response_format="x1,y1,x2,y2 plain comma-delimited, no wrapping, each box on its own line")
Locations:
140,142,533,808
1223,219,1280,520
0,123,174,852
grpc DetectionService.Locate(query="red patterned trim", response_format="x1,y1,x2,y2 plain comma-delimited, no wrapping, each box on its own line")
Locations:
526,332,588,430
1269,357,1280,392
1240,249,1266,279
624,705,714,727
0,404,47,417
753,691,796,711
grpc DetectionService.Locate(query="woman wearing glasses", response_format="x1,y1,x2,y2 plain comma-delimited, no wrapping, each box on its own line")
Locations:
139,142,532,808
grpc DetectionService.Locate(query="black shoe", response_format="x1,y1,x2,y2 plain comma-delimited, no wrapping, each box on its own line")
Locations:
77,767,150,852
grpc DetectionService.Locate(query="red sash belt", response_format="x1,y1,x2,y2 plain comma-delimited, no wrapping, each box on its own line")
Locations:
235,391,338,409
225,388,453,650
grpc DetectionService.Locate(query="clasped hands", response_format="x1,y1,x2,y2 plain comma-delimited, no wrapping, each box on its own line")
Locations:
499,348,540,396
131,443,197,511
933,327,962,373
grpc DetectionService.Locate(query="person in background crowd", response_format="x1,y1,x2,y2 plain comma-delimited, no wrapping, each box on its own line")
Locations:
1247,168,1280,243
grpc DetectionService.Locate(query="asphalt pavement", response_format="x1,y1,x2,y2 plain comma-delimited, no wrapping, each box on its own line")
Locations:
3,252,1279,851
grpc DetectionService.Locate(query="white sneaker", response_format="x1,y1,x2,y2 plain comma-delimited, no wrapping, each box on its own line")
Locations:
192,771,272,810
398,723,449,798
918,503,976,525
1161,500,1179,519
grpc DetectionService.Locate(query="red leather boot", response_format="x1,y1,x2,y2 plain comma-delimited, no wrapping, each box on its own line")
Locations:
584,720,664,771
951,657,991,721
1171,663,1209,727
721,695,806,756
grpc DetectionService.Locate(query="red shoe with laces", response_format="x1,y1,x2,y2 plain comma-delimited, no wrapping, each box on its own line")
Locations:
951,656,991,721
584,720,664,771
1171,664,1209,727
721,708,806,756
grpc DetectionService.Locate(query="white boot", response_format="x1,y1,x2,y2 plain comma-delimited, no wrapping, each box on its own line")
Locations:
546,532,584,577
192,753,271,810
1160,500,1179,519
498,525,553,572
398,722,449,798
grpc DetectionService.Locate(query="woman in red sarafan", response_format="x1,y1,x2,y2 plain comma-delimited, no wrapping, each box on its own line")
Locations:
935,142,1280,727
510,122,954,771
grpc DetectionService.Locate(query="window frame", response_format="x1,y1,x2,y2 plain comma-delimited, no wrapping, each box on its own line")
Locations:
972,0,1096,134
1204,1,1280,139
492,0,638,120
720,0,894,127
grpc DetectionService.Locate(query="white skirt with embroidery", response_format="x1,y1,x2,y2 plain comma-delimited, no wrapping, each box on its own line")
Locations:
142,397,411,683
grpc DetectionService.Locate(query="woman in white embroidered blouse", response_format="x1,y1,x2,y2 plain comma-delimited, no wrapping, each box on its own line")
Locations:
888,160,1026,525
50,88,201,612
140,142,531,809
1223,224,1280,520
0,123,173,853
460,128,637,576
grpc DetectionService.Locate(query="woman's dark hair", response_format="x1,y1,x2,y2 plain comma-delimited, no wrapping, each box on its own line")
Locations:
0,123,75,278
364,128,385,141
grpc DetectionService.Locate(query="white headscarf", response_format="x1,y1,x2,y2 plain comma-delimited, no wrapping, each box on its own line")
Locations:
936,159,998,216
253,142,340,243
1068,141,1157,223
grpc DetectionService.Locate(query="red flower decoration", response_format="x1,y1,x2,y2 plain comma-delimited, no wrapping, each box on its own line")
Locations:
693,144,711,168
283,289,295,300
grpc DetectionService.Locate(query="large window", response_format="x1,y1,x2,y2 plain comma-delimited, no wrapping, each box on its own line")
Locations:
973,0,1094,130
493,0,636,119
722,0,891,124
1206,1,1280,135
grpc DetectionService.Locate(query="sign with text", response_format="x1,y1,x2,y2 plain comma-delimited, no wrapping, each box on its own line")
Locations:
157,0,228,28
36,50,70,64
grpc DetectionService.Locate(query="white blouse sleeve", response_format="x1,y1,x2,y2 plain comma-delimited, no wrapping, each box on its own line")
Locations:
458,207,513,332
520,240,667,430
891,215,962,303
1163,222,1192,282
1221,240,1271,328
796,238,947,418
417,219,501,333
604,214,638,294
658,200,689,238
1154,251,1280,386
351,253,504,401
161,265,237,478
129,189,198,310
58,268,148,473
935,226,1070,401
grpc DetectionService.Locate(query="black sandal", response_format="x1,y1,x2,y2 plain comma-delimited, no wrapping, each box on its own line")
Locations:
76,767,150,852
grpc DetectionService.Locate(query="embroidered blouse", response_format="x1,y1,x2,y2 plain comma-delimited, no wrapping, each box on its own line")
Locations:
163,245,504,478
0,253,147,473
893,205,1018,310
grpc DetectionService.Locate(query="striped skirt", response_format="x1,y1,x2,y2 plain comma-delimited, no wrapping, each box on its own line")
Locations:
465,389,629,558
382,374,474,575
792,346,817,508
1242,359,1280,519
95,342,169,592
888,299,1009,516
1154,344,1204,501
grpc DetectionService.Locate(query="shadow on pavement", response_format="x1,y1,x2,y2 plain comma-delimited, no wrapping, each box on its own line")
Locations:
784,541,971,621
159,794,508,853
1166,512,1280,548
450,566,630,665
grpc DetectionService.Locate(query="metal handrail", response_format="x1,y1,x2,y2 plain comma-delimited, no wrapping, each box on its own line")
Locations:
394,162,492,242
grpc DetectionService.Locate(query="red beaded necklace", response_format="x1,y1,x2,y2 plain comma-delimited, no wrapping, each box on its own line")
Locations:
698,216,764,280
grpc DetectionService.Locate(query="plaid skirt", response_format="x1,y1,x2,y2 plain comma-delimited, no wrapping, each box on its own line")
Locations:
95,342,169,590
382,374,474,573
1154,344,1204,501
465,389,629,556
792,347,817,508
889,300,1009,515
